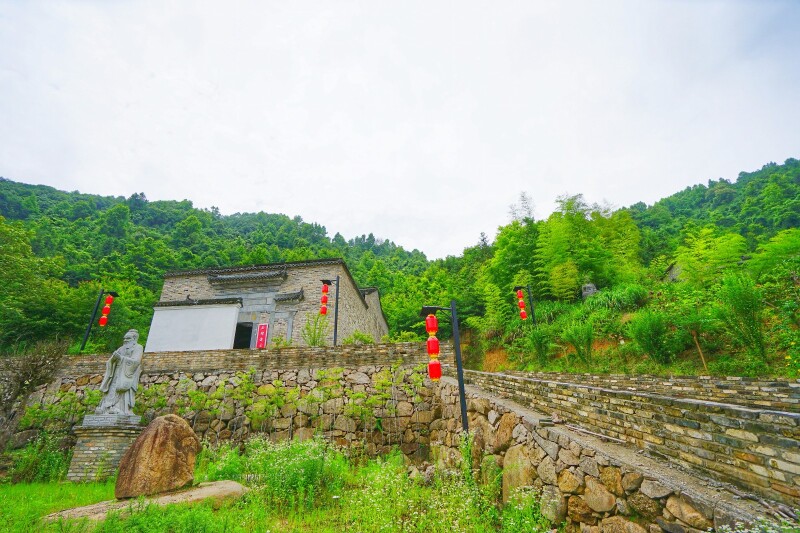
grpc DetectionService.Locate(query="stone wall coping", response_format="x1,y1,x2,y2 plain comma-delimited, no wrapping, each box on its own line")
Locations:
467,370,800,419
53,343,454,377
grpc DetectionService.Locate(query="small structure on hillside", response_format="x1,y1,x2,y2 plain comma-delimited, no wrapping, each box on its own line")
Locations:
581,283,598,299
144,258,389,352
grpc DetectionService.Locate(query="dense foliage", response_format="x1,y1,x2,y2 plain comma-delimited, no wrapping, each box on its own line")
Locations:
0,158,798,376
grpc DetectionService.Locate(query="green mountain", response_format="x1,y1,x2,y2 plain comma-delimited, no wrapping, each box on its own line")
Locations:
1,158,798,377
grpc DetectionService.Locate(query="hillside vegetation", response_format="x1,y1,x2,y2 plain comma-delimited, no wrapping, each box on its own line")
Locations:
1,158,798,377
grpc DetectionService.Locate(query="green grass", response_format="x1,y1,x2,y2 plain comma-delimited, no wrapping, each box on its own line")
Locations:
1,438,553,533
0,480,115,533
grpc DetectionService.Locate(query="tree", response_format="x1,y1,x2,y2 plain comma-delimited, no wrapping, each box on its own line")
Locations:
674,226,747,285
0,339,68,450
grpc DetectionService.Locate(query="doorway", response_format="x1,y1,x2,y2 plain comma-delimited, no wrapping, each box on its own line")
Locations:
233,322,253,349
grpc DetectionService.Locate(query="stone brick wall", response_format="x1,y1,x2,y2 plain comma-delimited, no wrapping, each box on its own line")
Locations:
67,425,142,482
32,344,452,463
459,370,800,507
430,378,772,533
503,371,800,412
59,343,448,377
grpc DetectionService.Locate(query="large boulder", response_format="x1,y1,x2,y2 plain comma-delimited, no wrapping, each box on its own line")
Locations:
115,414,201,499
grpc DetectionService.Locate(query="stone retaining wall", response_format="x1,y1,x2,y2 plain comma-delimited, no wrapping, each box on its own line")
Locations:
58,343,447,377
431,377,771,533
503,371,800,412
460,370,800,507
29,344,448,462
67,425,142,482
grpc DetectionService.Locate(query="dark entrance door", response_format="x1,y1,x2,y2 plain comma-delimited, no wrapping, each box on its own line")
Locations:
233,322,253,349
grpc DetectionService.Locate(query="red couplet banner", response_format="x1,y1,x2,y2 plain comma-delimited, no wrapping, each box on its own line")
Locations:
256,323,268,349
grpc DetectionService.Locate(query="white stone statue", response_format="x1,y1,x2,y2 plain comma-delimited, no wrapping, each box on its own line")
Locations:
95,329,144,416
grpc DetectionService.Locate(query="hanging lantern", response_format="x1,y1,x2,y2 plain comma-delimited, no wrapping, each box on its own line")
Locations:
425,312,442,381
428,359,442,381
320,282,331,315
425,314,438,336
427,336,440,356
98,292,114,327
515,288,528,320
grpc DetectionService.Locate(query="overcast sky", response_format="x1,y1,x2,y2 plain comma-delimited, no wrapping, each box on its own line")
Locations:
1,1,798,259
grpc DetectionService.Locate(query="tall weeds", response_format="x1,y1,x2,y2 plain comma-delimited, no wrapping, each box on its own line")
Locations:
716,274,767,360
628,310,675,365
562,321,593,366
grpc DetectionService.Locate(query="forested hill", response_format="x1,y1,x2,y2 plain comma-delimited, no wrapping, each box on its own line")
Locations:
629,158,800,263
1,159,798,376
0,179,429,291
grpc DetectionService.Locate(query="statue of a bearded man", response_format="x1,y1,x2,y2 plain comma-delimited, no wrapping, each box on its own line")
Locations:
95,329,144,416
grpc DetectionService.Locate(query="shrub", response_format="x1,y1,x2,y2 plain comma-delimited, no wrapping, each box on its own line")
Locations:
561,321,594,366
300,313,330,347
533,300,574,325
585,284,648,312
342,330,375,345
501,487,551,532
198,436,348,510
525,325,555,367
628,310,675,365
716,274,767,359
9,431,71,483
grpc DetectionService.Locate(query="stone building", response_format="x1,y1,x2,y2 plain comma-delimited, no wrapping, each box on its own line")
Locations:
144,259,388,352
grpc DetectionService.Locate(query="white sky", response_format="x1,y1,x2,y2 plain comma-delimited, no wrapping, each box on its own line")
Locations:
1,1,798,259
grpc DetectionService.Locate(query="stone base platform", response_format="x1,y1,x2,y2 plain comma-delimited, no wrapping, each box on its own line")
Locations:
67,418,143,482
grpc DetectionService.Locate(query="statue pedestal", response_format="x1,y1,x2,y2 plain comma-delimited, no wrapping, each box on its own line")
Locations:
67,415,143,482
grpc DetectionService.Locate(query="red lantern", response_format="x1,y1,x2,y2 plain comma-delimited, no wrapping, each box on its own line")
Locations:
518,300,525,309
428,359,442,381
425,314,438,335
516,289,524,299
98,292,114,326
427,336,440,356
320,305,328,315
320,294,328,304
321,284,329,294
520,309,528,320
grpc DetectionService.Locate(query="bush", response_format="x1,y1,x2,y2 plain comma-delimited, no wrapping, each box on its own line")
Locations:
716,274,767,359
342,330,375,345
628,310,675,365
197,436,348,510
561,321,594,366
533,300,574,325
585,284,648,312
300,313,330,347
244,436,348,509
501,488,551,532
525,325,555,367
9,431,71,483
